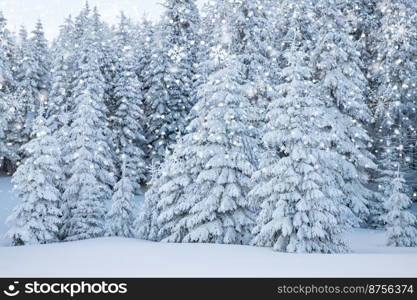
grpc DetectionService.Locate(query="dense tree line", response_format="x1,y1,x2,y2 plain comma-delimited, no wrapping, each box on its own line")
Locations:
1,0,417,252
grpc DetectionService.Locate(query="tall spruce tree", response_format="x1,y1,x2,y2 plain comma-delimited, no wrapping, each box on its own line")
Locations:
106,156,135,237
110,13,147,183
250,1,355,253
140,11,259,243
106,14,147,237
62,11,115,241
145,0,200,164
8,27,39,160
311,0,376,222
30,20,51,94
0,11,17,171
7,22,51,169
6,111,63,245
383,167,417,247
136,152,188,241
370,0,417,224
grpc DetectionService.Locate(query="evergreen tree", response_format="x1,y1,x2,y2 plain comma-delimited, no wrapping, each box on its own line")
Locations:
135,162,166,240
91,7,116,116
45,56,71,135
207,0,279,167
383,168,417,247
148,49,258,244
46,16,76,135
251,2,354,253
252,47,352,253
0,11,14,95
370,0,417,221
106,157,135,237
137,147,191,241
30,20,51,94
8,23,51,165
6,111,63,245
62,15,115,241
0,11,17,171
51,15,75,60
341,0,378,68
233,0,279,107
145,0,200,164
134,17,154,100
111,13,147,184
311,0,376,222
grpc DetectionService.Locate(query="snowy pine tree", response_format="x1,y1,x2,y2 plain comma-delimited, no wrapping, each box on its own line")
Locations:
251,47,353,253
8,23,51,165
372,0,417,178
370,0,417,222
6,111,63,245
62,15,115,241
137,145,192,241
383,168,417,247
311,0,376,222
30,20,51,94
148,47,258,244
0,11,14,95
250,2,355,253
145,0,200,164
106,157,135,238
45,56,71,135
46,15,76,135
133,17,154,98
0,11,17,171
111,13,147,184
135,162,166,240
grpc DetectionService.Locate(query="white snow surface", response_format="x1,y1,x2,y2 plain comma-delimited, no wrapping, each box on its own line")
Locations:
1,176,417,277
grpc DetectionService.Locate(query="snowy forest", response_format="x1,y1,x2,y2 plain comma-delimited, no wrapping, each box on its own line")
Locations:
0,0,417,254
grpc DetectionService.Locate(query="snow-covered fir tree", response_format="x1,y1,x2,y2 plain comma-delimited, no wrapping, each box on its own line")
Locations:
7,27,38,158
341,0,378,68
6,110,63,245
91,7,116,116
233,0,279,106
370,0,417,222
133,17,154,98
45,56,71,135
30,20,51,94
111,13,147,188
62,13,115,241
250,1,356,253
383,167,417,247
225,0,280,166
106,156,135,238
372,0,417,180
251,48,354,252
146,48,258,244
311,0,376,222
136,145,193,241
144,0,200,164
46,15,76,134
135,162,166,240
376,134,417,246
0,11,14,96
8,23,51,166
0,11,17,172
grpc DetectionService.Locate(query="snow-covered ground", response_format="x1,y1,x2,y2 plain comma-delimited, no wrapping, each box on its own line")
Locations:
1,176,417,277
